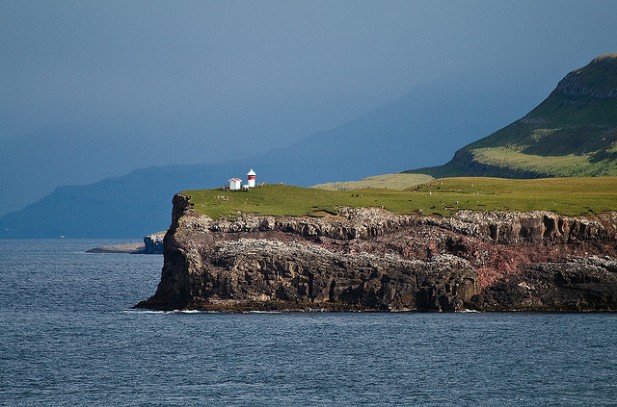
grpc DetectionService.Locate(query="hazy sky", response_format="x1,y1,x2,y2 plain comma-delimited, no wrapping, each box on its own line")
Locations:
1,1,617,215
3,1,616,144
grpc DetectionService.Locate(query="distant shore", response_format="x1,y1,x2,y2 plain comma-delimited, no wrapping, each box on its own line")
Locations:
87,242,147,254
87,232,165,254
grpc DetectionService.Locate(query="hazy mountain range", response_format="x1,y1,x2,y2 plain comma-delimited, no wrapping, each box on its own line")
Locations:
2,55,615,238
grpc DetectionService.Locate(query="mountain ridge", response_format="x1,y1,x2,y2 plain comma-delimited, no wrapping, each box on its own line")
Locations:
408,54,617,178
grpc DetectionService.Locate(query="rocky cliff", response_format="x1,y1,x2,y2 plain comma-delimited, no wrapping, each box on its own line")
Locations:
136,194,617,312
554,54,617,100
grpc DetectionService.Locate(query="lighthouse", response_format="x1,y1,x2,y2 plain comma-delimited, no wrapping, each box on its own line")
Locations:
247,169,256,188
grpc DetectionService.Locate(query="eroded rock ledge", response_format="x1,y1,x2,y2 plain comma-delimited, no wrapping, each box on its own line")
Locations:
136,193,617,312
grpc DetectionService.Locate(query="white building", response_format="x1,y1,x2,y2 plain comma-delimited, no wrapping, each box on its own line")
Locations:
247,169,256,188
228,178,242,191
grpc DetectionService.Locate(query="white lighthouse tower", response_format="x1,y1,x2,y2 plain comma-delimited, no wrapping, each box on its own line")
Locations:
247,169,256,188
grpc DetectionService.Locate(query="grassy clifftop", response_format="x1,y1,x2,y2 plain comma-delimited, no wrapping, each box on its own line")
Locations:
409,54,617,178
185,177,617,220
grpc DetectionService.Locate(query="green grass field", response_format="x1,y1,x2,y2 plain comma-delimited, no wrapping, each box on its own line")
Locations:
184,176,617,219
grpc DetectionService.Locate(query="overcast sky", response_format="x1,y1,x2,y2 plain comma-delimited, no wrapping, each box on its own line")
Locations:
2,1,616,146
1,0,616,217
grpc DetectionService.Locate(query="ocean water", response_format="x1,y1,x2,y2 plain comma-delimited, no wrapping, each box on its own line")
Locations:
1,240,616,406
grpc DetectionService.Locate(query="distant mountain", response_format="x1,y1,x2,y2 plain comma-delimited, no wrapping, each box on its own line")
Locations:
0,165,226,238
0,125,163,217
0,77,539,238
408,54,617,178
0,119,263,218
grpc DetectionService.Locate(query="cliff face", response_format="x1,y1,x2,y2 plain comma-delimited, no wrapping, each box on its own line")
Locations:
136,194,617,312
553,54,617,100
142,232,165,254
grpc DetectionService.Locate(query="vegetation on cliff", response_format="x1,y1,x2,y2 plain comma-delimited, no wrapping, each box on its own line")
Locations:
185,176,617,219
408,54,617,178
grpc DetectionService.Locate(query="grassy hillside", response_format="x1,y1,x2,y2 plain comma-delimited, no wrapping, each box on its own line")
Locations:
313,173,433,191
185,177,617,220
408,54,617,178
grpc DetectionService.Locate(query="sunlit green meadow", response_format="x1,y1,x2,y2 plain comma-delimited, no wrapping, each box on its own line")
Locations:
185,176,617,220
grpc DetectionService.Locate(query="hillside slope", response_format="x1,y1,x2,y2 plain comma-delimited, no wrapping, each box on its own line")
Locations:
409,54,617,178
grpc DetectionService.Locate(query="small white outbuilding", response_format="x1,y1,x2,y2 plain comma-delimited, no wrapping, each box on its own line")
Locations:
228,178,242,191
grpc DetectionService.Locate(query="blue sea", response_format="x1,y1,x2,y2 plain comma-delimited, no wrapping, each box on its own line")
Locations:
1,240,616,406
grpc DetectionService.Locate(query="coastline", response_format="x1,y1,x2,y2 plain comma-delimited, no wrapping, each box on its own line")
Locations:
87,232,165,254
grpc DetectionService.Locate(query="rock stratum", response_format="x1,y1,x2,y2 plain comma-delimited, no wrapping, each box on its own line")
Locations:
136,194,617,312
